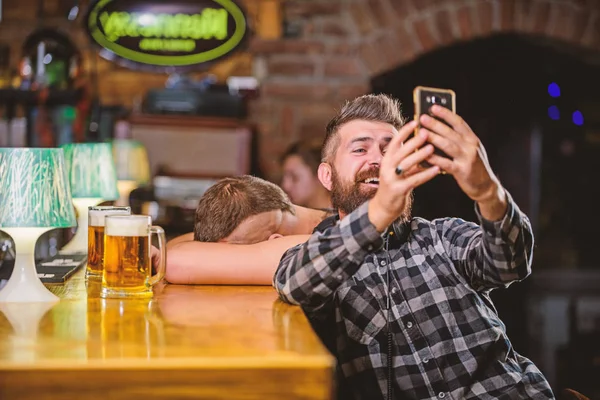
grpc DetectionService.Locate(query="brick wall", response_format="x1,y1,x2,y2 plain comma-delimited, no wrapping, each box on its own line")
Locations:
250,0,600,179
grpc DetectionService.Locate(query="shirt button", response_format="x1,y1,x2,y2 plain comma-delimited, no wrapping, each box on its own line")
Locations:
423,358,429,364
406,321,413,329
336,274,343,281
380,260,387,266
438,392,446,399
367,245,373,251
391,288,398,295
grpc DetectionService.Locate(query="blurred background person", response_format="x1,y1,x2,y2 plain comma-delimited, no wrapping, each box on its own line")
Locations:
280,140,332,211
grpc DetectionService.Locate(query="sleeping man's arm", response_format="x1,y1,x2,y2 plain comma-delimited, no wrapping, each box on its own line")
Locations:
167,232,194,248
166,235,310,285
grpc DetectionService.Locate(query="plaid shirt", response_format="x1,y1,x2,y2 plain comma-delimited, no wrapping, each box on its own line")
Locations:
274,194,554,400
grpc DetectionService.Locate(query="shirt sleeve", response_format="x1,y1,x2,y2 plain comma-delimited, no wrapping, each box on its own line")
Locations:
434,191,534,291
273,201,384,310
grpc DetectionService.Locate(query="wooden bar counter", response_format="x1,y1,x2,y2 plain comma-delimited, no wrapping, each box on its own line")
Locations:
0,270,335,399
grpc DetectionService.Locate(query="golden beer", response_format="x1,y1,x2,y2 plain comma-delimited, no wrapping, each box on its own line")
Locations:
87,206,130,278
101,215,166,299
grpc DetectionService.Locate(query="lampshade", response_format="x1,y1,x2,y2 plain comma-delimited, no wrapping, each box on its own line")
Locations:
60,143,119,254
0,148,76,303
111,139,151,207
0,148,76,228
62,142,119,200
112,139,150,184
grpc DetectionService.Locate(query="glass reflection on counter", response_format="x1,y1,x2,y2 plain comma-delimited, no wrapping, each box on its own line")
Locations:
0,302,56,362
87,295,165,359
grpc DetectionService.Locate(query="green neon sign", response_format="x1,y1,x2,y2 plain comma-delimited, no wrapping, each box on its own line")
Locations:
86,0,248,69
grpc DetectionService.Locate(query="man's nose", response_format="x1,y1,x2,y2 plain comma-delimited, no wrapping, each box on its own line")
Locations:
367,148,384,165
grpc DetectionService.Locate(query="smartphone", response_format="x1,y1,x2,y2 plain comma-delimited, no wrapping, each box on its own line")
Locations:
413,86,456,167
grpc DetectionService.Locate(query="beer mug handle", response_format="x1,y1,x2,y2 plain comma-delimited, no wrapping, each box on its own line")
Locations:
148,226,167,286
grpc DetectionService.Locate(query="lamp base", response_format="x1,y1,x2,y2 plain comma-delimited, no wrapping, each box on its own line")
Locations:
115,180,138,207
0,227,59,303
61,198,102,255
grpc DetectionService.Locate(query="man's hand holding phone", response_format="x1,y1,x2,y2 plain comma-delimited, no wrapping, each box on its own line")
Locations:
368,120,440,232
419,105,508,220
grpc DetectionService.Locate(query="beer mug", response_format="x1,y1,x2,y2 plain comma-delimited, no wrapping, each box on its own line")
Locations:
87,206,131,278
101,215,166,299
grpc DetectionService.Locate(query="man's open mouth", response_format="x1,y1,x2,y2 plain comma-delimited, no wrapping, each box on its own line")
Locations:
361,177,379,186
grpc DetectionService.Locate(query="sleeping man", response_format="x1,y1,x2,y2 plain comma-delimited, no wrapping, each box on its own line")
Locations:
165,175,329,285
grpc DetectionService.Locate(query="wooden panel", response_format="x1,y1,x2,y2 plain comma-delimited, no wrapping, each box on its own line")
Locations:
0,368,331,400
0,270,334,399
130,115,253,178
130,114,249,129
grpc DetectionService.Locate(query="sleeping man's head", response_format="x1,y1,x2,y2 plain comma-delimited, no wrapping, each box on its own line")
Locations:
193,175,296,244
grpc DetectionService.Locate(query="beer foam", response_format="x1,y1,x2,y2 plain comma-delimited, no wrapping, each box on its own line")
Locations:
105,215,150,237
89,209,131,227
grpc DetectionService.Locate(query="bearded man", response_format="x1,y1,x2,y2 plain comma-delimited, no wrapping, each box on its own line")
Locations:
274,94,553,400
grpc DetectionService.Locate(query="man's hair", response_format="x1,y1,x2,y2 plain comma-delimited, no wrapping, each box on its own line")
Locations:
280,139,323,173
194,175,294,242
322,94,406,162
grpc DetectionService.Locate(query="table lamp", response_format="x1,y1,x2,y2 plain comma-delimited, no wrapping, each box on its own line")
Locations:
112,139,151,206
60,143,119,254
0,148,76,303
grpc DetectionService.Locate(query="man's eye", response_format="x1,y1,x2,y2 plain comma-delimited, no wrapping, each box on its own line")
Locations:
352,148,366,153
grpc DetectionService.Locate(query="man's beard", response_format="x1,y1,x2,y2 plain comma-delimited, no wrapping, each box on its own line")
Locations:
330,166,413,223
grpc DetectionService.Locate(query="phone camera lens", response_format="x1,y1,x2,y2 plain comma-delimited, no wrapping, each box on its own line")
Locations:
431,96,438,104
426,96,431,103
441,98,447,105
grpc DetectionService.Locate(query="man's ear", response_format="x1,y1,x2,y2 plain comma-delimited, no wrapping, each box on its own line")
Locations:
268,233,283,240
318,162,333,191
